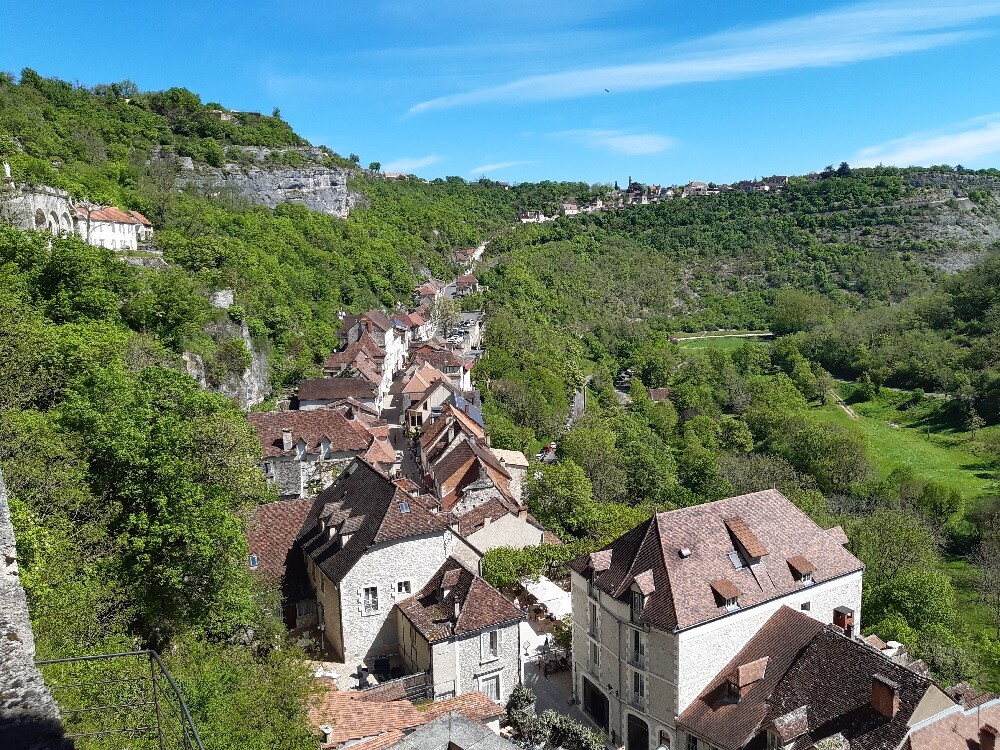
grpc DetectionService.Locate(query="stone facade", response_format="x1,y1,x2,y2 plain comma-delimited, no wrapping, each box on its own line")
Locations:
2,183,74,235
570,569,863,750
264,451,355,498
308,531,460,663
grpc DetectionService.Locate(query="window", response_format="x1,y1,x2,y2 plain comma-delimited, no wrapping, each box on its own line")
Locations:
589,601,599,636
724,596,739,611
590,640,600,670
248,554,258,570
396,580,412,596
801,571,814,585
399,501,410,513
727,550,744,569
632,629,644,663
296,599,317,617
766,732,783,750
632,670,645,699
687,734,698,750
481,674,500,702
631,591,644,622
800,601,811,611
482,629,500,661
363,586,379,614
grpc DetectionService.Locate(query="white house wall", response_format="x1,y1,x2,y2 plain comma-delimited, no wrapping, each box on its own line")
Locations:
338,531,458,663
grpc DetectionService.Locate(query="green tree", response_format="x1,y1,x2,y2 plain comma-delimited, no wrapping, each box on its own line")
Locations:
527,459,593,538
368,161,381,173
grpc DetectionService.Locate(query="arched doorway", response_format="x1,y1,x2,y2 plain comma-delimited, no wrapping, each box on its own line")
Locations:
34,209,46,229
627,714,649,750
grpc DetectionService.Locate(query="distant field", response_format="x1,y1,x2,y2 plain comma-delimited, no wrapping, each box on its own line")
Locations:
675,333,773,351
813,401,993,501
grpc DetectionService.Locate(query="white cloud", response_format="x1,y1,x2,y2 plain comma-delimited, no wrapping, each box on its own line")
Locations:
468,160,533,176
555,130,676,156
409,0,999,114
853,114,1000,167
381,155,442,173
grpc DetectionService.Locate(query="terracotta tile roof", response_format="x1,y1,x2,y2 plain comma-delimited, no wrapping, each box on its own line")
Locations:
298,459,450,584
826,525,850,545
418,413,451,450
403,364,448,395
414,349,465,370
396,558,522,643
324,334,385,369
298,378,377,402
456,495,521,537
787,555,815,578
568,490,863,632
432,440,478,501
248,498,312,583
456,275,478,284
363,310,395,332
490,449,529,469
725,516,769,558
677,607,825,750
647,387,670,401
329,397,380,417
247,410,372,457
363,436,397,466
908,700,1000,750
73,204,143,224
127,210,152,226
710,579,741,601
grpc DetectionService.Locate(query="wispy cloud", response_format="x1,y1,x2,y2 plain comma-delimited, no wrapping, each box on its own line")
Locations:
468,160,533,176
555,129,676,156
409,0,999,114
381,155,442,172
853,114,1000,167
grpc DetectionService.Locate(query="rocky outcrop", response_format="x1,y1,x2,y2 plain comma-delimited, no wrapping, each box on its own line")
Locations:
186,319,270,410
0,469,71,749
176,147,364,218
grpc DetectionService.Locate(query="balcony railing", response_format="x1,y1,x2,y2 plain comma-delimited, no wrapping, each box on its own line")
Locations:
35,650,204,750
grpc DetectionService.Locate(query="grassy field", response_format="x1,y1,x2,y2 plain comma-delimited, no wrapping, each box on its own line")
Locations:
814,384,995,502
675,333,773,351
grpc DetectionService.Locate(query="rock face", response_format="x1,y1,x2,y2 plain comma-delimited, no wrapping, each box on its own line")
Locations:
186,320,270,410
177,147,364,218
0,468,71,749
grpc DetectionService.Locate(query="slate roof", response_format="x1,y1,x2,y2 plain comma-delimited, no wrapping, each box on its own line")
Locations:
298,459,450,584
396,558,522,643
415,349,465,370
298,378,377,401
568,490,863,632
247,409,373,457
678,606,949,750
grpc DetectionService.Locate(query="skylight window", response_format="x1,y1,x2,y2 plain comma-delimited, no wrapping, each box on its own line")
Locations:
727,551,744,569
400,501,410,513
249,554,259,570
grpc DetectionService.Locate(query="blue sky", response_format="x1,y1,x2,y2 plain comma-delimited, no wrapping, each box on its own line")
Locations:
2,0,1000,184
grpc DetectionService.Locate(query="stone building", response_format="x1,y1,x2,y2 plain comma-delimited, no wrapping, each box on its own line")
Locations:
247,408,395,498
567,490,864,750
296,378,379,412
396,557,522,704
297,459,479,664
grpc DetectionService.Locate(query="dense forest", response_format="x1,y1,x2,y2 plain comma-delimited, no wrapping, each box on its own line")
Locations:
5,66,1000,745
475,169,1000,689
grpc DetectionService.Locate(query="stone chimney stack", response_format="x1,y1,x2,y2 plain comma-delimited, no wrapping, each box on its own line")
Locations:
981,724,998,750
281,428,293,452
871,675,899,719
518,505,529,520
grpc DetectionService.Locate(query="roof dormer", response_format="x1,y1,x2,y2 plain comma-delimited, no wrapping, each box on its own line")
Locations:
711,579,742,612
787,555,816,585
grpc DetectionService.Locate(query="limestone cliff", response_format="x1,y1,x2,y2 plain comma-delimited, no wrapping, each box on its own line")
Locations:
175,146,365,218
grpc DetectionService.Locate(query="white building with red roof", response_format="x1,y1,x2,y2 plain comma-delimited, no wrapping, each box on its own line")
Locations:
73,204,153,251
567,489,864,750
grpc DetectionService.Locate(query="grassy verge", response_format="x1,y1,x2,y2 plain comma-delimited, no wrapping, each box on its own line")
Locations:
676,335,773,351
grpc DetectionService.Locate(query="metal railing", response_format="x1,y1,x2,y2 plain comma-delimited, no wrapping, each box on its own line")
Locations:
35,650,204,750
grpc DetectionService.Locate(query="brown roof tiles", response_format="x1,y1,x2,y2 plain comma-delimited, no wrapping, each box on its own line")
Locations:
298,378,377,401
725,516,769,559
569,490,863,632
786,555,815,578
711,579,741,602
247,410,372,457
396,558,522,643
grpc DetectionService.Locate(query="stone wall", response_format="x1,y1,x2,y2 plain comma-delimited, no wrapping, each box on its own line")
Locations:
338,531,459,663
453,621,520,705
1,183,75,235
0,468,71,749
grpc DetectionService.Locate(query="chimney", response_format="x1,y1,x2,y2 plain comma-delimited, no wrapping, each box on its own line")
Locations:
454,598,461,621
518,505,528,520
871,675,899,719
344,406,355,420
981,724,998,750
281,428,293,452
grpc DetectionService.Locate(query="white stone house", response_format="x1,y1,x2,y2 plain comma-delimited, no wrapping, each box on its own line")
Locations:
296,378,379,413
297,459,480,664
73,204,152,251
567,490,864,750
396,557,523,704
